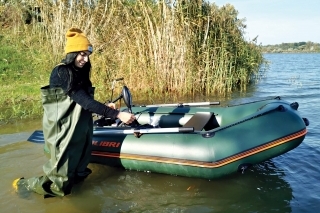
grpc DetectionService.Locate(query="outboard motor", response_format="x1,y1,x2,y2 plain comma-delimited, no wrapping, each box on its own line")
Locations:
122,86,133,113
121,86,140,127
93,84,140,127
93,84,132,127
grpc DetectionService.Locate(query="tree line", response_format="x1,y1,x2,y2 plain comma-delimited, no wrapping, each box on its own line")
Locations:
262,41,320,53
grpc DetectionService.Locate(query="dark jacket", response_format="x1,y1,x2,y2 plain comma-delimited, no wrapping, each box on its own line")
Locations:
49,59,119,120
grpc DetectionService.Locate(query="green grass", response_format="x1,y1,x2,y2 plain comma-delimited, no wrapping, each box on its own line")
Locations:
0,33,45,121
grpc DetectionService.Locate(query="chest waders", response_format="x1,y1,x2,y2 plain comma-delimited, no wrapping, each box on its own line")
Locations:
22,86,94,197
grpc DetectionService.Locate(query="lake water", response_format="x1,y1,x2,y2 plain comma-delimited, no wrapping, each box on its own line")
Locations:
0,53,319,213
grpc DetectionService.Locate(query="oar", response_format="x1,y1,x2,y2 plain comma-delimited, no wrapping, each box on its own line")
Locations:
27,130,44,143
95,127,194,135
142,101,220,107
27,127,194,143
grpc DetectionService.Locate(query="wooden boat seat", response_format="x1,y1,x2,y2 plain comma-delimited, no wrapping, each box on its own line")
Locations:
183,112,215,131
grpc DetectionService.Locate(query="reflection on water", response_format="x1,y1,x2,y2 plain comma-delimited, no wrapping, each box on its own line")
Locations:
0,140,293,213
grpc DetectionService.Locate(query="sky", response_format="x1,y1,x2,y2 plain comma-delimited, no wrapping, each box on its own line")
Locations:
208,0,320,45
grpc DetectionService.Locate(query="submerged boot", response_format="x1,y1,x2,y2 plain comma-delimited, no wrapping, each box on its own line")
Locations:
27,176,73,198
12,178,31,199
14,176,72,198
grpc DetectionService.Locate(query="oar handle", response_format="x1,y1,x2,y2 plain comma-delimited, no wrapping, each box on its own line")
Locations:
176,127,195,132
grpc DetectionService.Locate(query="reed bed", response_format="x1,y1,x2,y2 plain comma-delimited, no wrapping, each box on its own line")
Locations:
0,0,265,121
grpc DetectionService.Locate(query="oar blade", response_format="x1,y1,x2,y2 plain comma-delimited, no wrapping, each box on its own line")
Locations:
27,130,44,143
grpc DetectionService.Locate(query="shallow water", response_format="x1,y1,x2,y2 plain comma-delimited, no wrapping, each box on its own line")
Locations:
0,53,319,213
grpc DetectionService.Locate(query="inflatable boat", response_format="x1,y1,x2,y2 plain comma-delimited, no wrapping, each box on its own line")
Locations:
28,86,309,179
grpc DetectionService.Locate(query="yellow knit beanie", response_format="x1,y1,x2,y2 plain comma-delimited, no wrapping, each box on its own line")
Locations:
65,28,93,54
